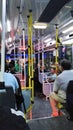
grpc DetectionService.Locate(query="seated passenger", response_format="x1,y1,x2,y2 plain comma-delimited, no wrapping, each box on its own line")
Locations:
45,67,57,83
0,62,19,94
3,72,19,94
0,62,25,111
8,62,26,111
49,59,73,116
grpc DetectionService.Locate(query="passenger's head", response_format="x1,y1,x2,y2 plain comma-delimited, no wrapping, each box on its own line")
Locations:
51,67,56,74
60,59,71,71
9,62,15,73
16,60,19,64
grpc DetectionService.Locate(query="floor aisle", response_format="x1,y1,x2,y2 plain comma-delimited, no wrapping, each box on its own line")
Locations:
32,96,52,119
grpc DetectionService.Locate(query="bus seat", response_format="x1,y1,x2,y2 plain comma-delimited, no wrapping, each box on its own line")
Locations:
43,82,54,100
0,86,16,109
58,80,73,121
22,90,31,110
66,80,73,121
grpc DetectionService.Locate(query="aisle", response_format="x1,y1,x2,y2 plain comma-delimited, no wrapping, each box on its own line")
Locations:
32,96,52,119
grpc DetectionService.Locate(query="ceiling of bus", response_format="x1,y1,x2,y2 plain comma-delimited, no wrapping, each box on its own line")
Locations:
38,0,71,23
0,0,73,53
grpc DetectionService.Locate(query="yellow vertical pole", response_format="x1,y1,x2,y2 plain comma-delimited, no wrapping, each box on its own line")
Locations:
29,10,34,102
55,25,59,74
27,15,31,87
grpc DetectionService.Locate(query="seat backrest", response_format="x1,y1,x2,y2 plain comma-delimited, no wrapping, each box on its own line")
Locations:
0,106,30,130
14,76,26,112
43,83,51,96
66,80,73,120
0,86,16,109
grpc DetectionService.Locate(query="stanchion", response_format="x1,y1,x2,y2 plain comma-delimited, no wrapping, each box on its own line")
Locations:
29,10,34,102
55,24,59,74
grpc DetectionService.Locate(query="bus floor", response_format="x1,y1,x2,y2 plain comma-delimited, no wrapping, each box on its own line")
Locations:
27,96,73,130
28,115,73,130
30,95,52,119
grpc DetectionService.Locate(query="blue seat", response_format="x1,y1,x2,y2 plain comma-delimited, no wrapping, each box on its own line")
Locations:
22,90,31,110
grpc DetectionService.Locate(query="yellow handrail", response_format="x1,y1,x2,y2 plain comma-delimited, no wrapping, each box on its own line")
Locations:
55,25,59,74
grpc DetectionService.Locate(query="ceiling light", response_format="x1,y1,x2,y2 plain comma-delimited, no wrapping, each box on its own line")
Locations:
33,22,48,29
60,19,73,30
64,35,69,39
62,26,73,33
62,38,73,45
44,38,52,43
46,40,55,47
65,5,72,9
7,19,11,32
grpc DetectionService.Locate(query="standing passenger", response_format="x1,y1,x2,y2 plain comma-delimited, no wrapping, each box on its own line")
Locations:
15,60,21,72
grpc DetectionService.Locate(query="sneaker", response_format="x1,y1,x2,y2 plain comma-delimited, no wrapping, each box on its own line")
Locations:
51,112,59,117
